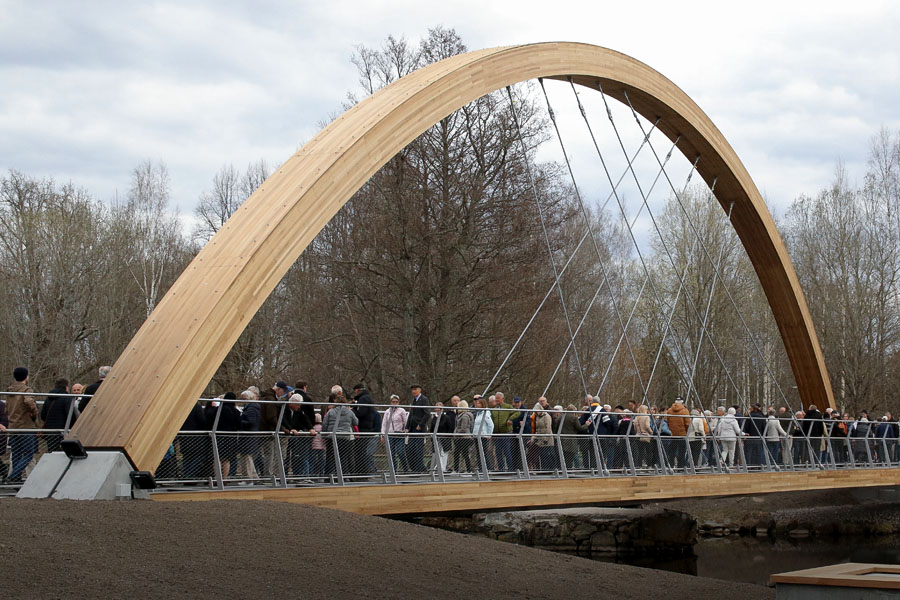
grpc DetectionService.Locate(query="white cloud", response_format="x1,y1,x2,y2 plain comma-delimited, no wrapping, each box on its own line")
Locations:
1,0,897,219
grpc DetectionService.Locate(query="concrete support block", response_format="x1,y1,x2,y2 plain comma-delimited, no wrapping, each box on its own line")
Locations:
16,451,142,500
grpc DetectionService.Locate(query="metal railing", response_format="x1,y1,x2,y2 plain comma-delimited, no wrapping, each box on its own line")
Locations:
2,392,898,493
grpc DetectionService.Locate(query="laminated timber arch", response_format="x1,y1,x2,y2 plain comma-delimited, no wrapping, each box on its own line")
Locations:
70,42,835,472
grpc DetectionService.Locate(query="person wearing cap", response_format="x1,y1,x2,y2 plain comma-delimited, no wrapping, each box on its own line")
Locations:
273,381,293,402
6,367,37,483
405,384,430,473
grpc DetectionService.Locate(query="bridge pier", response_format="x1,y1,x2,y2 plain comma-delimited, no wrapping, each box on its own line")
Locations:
17,451,149,500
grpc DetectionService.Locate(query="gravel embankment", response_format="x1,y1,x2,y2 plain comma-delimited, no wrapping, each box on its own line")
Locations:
0,499,773,599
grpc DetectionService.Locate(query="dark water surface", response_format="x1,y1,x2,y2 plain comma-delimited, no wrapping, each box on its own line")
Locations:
591,536,900,587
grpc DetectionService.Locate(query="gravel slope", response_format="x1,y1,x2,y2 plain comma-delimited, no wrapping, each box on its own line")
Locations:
0,499,774,599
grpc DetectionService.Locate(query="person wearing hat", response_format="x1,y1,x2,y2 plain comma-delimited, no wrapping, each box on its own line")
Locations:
6,367,37,483
273,381,293,402
405,384,430,472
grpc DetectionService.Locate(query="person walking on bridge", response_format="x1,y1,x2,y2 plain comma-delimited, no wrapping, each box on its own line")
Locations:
78,365,110,412
381,394,408,472
666,397,690,469
352,383,378,475
405,385,430,473
471,397,494,473
714,407,742,468
489,392,517,472
6,367,37,483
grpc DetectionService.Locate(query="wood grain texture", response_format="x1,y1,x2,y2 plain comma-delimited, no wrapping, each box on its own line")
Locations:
151,468,900,515
69,42,834,471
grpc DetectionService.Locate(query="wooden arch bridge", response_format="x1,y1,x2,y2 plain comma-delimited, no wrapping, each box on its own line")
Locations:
32,42,900,512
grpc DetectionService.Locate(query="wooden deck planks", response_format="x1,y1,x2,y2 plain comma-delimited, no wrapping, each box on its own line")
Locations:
150,468,900,516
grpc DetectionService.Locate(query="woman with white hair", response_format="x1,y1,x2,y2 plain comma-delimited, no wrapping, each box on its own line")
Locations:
714,407,742,467
238,388,263,480
322,392,358,476
471,397,494,474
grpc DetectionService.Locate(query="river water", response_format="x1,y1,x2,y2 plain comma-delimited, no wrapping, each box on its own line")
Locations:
590,536,900,587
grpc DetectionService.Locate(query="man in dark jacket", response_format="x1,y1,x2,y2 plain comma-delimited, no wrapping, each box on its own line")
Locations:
41,378,78,452
280,393,315,477
405,384,430,472
801,404,825,465
294,380,317,431
239,390,264,478
78,365,110,412
743,404,767,466
351,384,378,475
180,399,210,480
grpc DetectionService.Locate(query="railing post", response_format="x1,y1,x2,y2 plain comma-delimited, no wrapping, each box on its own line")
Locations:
210,432,224,490
517,431,531,480
63,395,77,433
653,418,670,475
431,415,445,483
555,414,568,479
516,416,530,480
332,432,345,485
623,423,637,475
736,436,748,473
209,401,225,489
759,430,772,472
590,431,605,477
684,432,697,475
384,431,398,484
476,434,490,481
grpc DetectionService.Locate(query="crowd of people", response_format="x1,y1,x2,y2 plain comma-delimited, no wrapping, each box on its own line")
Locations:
3,365,900,486
145,382,900,482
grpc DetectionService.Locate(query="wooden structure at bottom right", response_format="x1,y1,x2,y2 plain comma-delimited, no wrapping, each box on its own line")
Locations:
771,563,900,598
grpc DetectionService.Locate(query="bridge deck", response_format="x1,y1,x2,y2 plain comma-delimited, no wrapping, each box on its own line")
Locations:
150,467,900,515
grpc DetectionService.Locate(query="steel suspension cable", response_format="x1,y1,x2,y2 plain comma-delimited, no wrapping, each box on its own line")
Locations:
565,80,721,405
588,81,751,411
684,202,736,409
480,117,672,397
621,89,796,414
536,78,647,397
505,85,590,398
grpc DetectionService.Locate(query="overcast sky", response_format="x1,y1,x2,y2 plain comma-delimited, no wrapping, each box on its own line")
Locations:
2,0,898,220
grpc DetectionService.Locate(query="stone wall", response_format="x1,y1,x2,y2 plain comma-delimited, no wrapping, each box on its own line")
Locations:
417,507,697,556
